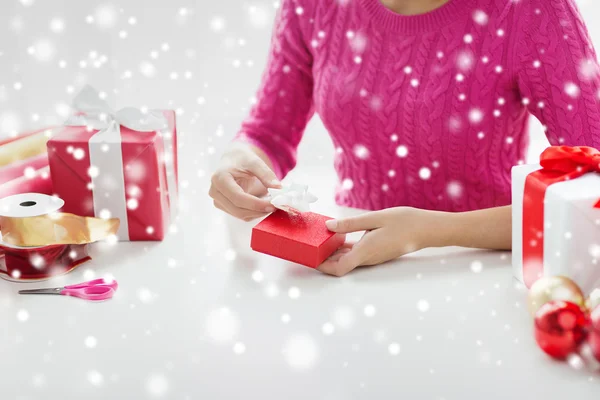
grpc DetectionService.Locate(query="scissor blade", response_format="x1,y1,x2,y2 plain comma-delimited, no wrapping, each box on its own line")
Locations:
18,288,63,295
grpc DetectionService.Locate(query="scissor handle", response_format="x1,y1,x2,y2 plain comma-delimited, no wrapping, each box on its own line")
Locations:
65,278,118,291
61,286,115,301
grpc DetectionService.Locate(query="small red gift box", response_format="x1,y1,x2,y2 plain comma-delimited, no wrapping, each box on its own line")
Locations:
251,210,345,268
47,86,178,241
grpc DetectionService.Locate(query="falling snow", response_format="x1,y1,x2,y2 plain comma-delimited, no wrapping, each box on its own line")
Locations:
565,82,580,98
354,144,370,159
146,374,169,397
417,300,430,312
333,306,356,329
473,10,489,25
282,334,318,369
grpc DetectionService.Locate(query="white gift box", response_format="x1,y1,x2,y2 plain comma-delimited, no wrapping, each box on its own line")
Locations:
512,164,600,294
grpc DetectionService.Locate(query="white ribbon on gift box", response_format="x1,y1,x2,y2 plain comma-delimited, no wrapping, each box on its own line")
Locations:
64,85,178,240
268,183,318,213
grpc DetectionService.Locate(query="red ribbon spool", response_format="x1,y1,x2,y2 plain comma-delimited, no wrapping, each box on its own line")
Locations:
0,243,90,281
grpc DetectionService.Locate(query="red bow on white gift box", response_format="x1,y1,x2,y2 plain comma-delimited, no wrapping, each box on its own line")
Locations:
515,146,600,290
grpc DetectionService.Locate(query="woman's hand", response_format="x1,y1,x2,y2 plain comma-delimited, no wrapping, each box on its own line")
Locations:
318,205,512,277
209,143,281,221
318,207,434,277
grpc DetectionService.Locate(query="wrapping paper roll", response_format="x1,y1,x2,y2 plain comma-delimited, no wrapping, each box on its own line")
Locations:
0,128,52,168
0,153,49,185
0,126,55,147
0,193,120,247
0,167,53,200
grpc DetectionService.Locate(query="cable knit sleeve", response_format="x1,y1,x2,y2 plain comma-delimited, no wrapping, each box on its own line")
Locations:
515,0,600,148
234,0,315,179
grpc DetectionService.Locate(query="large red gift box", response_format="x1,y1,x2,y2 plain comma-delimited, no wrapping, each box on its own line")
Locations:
251,210,345,268
47,99,178,242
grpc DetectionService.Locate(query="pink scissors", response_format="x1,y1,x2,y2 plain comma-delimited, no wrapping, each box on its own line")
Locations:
18,279,118,301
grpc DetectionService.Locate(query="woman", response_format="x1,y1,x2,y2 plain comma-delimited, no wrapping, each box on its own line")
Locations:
210,0,600,276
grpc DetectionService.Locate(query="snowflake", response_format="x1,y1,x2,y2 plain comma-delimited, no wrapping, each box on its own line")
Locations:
94,4,118,29
565,82,580,98
17,309,29,322
87,370,104,386
30,254,45,269
49,18,65,33
388,170,396,177
205,307,240,343
210,16,226,32
456,73,464,82
264,283,279,297
350,32,367,53
233,342,246,355
354,55,362,64
139,61,157,78
388,342,401,355
353,144,369,159
333,306,356,329
464,34,473,44
342,178,354,190
473,10,489,25
497,29,505,37
318,30,326,38
281,313,291,323
579,58,599,81
404,65,412,74
85,336,98,348
470,260,483,273
30,39,56,62
24,166,36,178
364,304,376,317
410,78,419,87
393,145,410,159
390,133,398,141
588,244,600,258
146,374,169,397
468,108,483,124
417,299,430,312
495,65,503,73
251,270,264,282
288,286,301,299
167,258,178,267
322,322,335,335
452,52,473,74
137,288,155,304
446,181,463,198
346,30,355,39
197,96,206,105
370,96,382,110
419,167,431,180
437,51,444,59
282,334,318,369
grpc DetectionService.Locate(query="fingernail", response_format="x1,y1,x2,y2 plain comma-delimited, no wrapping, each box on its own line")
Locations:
270,179,282,187
326,219,337,230
265,206,275,213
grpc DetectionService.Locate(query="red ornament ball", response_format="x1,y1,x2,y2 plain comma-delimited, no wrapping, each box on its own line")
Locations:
534,300,589,359
589,304,600,362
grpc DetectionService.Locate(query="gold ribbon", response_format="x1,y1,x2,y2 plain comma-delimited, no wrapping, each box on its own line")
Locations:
0,130,50,168
0,213,120,247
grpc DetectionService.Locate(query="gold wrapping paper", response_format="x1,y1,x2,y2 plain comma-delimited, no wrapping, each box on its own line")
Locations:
0,130,50,168
0,213,120,247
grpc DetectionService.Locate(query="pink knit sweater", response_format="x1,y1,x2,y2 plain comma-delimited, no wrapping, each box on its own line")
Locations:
236,0,600,212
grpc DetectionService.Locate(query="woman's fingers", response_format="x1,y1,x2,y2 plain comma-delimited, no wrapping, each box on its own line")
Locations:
211,187,269,221
325,211,383,233
246,158,281,189
211,171,274,213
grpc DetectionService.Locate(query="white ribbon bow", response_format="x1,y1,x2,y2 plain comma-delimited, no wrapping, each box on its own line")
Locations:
63,85,177,241
268,183,318,213
65,85,168,133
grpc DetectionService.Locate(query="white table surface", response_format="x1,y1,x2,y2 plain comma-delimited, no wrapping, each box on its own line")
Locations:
1,172,599,400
